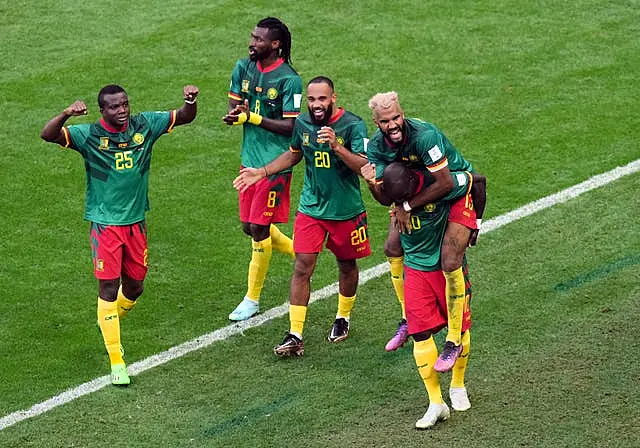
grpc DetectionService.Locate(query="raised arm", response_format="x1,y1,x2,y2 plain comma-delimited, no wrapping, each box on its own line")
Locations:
174,85,199,126
40,101,88,145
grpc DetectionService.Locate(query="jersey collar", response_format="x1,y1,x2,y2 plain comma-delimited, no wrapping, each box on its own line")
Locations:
257,57,285,73
100,118,128,133
327,107,345,125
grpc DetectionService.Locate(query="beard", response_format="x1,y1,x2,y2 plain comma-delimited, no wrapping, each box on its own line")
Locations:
308,103,333,126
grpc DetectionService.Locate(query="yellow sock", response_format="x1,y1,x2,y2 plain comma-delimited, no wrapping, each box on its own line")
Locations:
336,293,356,320
413,337,443,404
444,267,465,345
97,297,124,366
270,224,294,259
246,237,273,301
289,304,307,337
117,286,137,319
451,331,471,388
388,256,406,319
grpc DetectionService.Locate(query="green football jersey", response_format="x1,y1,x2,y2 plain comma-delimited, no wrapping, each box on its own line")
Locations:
401,170,471,271
401,200,450,271
228,58,303,170
63,111,175,225
290,108,368,220
367,118,473,180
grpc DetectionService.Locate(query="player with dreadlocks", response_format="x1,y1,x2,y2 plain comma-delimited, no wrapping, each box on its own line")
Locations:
223,17,303,321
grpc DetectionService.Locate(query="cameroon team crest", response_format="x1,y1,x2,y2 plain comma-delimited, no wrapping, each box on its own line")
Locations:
336,136,345,145
424,203,436,213
99,137,109,150
133,133,145,145
267,88,279,100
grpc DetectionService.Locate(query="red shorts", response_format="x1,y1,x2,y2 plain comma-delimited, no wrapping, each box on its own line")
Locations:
238,168,292,225
449,192,477,229
293,211,371,260
90,222,148,280
404,265,472,336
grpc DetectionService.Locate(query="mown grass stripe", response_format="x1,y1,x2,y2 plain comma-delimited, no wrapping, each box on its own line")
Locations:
1,159,638,431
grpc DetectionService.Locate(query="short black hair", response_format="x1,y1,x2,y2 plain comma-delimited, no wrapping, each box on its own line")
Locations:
382,162,417,203
98,84,126,108
308,76,334,91
256,17,293,64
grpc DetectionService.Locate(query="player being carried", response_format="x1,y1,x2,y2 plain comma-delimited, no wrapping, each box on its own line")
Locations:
361,91,485,373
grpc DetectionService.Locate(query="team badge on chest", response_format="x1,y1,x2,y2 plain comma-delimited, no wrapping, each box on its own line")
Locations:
132,133,144,145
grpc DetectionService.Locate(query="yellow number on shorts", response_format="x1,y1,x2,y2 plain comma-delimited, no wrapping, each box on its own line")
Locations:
410,215,421,230
143,248,148,267
314,151,331,168
350,226,368,246
254,99,261,116
465,193,474,210
267,191,277,208
115,151,133,170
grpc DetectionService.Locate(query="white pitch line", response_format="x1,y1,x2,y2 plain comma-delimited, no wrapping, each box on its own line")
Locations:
1,159,638,431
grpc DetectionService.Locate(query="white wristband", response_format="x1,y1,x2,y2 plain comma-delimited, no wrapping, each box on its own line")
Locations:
476,218,482,228
402,201,412,212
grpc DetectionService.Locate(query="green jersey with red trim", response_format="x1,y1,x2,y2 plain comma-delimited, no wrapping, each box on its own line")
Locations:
367,118,473,181
228,58,303,170
400,171,471,271
290,108,368,220
62,110,176,225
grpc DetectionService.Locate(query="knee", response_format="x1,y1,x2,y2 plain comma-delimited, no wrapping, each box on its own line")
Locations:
122,280,144,300
412,330,433,342
249,223,270,241
98,279,120,302
441,254,462,272
292,259,314,280
241,222,252,237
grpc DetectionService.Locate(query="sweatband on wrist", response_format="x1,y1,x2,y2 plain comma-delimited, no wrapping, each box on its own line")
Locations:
248,111,263,126
184,98,197,104
233,112,247,125
402,201,412,212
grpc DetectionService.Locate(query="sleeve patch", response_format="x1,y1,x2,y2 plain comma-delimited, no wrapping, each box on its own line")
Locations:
293,94,302,109
456,172,468,186
428,144,443,161
363,137,369,153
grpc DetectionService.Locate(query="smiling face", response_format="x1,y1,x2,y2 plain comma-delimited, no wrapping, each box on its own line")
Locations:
306,81,336,126
100,92,129,129
373,102,405,144
248,26,278,62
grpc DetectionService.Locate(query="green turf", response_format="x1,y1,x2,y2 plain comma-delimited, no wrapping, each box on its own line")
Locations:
1,0,639,446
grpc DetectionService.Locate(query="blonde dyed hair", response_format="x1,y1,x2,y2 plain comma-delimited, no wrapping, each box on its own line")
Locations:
368,91,401,117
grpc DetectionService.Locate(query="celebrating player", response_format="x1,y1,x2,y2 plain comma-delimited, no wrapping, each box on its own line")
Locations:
382,162,474,429
362,91,485,373
40,84,199,386
233,76,370,356
223,17,303,322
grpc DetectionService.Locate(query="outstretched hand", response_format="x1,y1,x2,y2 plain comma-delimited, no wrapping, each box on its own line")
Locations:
233,166,265,193
63,101,88,117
